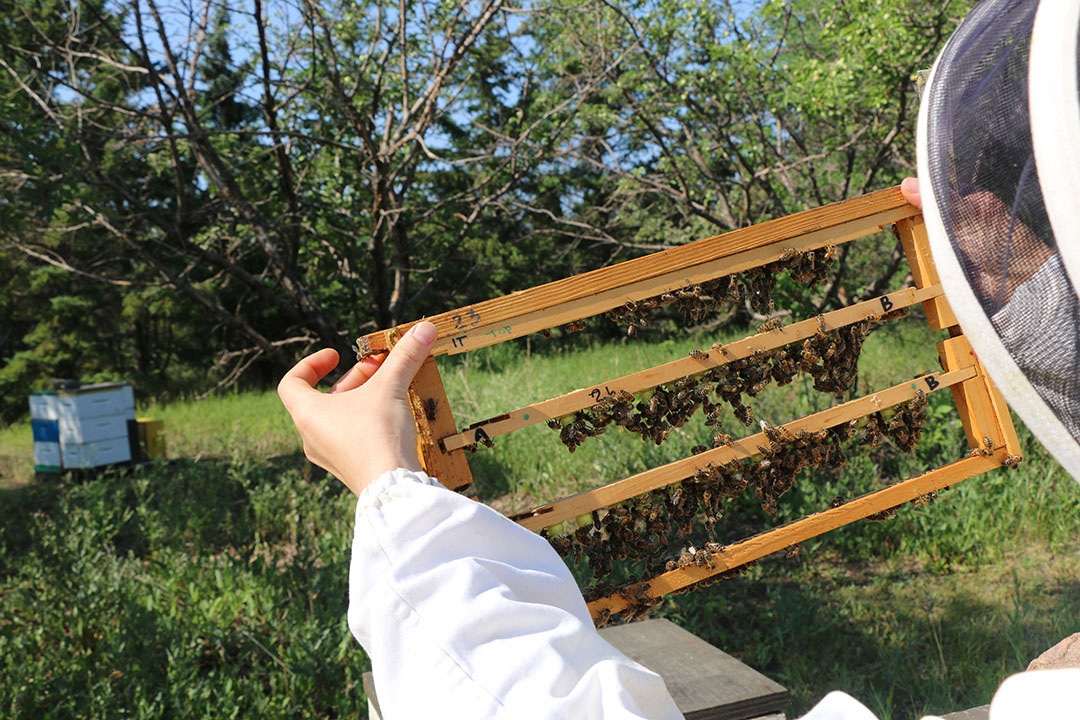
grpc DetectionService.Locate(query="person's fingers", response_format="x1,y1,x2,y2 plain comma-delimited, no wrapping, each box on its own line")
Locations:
330,354,385,393
277,348,340,411
900,177,922,209
375,322,438,395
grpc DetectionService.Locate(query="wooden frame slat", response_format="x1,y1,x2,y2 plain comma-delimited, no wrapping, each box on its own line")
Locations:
512,367,975,532
897,213,1020,458
444,285,943,451
358,188,917,357
938,336,1005,451
587,452,1004,619
982,363,1023,457
408,358,474,491
895,215,959,331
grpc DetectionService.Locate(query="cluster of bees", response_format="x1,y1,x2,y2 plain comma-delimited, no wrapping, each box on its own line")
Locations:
858,388,929,453
546,309,907,453
547,377,718,452
544,392,930,623
605,247,836,335
775,309,908,396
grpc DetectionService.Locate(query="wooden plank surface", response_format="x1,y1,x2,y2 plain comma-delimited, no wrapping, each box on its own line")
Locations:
407,358,474,490
358,188,917,357
587,452,1004,618
599,619,789,720
444,284,942,451
513,367,975,531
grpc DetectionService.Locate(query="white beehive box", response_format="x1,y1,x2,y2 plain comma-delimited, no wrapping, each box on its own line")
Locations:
30,383,135,470
62,438,131,469
33,441,62,467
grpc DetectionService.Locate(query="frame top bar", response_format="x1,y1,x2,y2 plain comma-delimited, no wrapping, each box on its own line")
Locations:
357,186,916,358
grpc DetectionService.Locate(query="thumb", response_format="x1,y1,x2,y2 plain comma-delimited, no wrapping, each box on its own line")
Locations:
900,176,922,210
377,321,438,395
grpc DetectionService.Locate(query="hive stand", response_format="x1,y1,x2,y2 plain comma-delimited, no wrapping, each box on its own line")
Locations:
356,186,1021,621
363,618,791,720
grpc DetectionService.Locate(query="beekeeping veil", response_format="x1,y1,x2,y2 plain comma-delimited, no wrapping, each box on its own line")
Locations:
917,0,1080,480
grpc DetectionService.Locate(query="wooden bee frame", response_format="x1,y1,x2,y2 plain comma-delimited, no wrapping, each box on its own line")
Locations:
356,186,1021,621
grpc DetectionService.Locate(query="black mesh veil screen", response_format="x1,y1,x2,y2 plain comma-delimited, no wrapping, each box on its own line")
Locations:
924,0,1080,444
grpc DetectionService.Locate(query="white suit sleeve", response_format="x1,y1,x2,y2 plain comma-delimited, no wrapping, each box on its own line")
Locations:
346,468,683,719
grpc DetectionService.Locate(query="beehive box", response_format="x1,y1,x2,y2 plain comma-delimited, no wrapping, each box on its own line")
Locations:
29,383,136,471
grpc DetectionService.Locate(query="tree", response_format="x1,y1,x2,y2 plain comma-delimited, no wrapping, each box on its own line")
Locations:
520,0,974,313
0,0,974,418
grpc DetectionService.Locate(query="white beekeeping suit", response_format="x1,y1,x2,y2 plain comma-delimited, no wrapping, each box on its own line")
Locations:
347,469,684,719
347,470,1080,720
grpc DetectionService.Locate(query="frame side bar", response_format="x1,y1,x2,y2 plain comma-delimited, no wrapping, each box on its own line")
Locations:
408,358,474,491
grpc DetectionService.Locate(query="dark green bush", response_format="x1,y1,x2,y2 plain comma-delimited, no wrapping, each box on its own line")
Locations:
0,459,370,719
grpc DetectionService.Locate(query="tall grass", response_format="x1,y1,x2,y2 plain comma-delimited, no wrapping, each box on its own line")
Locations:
1,313,1079,719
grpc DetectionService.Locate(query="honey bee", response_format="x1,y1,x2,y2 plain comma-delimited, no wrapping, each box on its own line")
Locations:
815,316,828,338
566,319,587,333
911,491,938,506
800,342,821,365
423,398,439,421
757,316,784,333
689,349,709,361
1003,454,1022,469
712,431,733,446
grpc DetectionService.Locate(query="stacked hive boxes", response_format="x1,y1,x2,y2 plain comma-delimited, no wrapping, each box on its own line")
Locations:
29,383,136,472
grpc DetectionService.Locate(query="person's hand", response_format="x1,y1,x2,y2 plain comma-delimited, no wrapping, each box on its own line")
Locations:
900,176,922,209
277,322,438,497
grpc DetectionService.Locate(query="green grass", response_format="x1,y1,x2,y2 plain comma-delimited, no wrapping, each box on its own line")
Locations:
0,390,301,489
2,314,1079,719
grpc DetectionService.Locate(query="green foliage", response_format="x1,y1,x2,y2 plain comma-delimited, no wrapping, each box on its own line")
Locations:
0,460,368,719
2,323,1080,719
0,0,975,420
